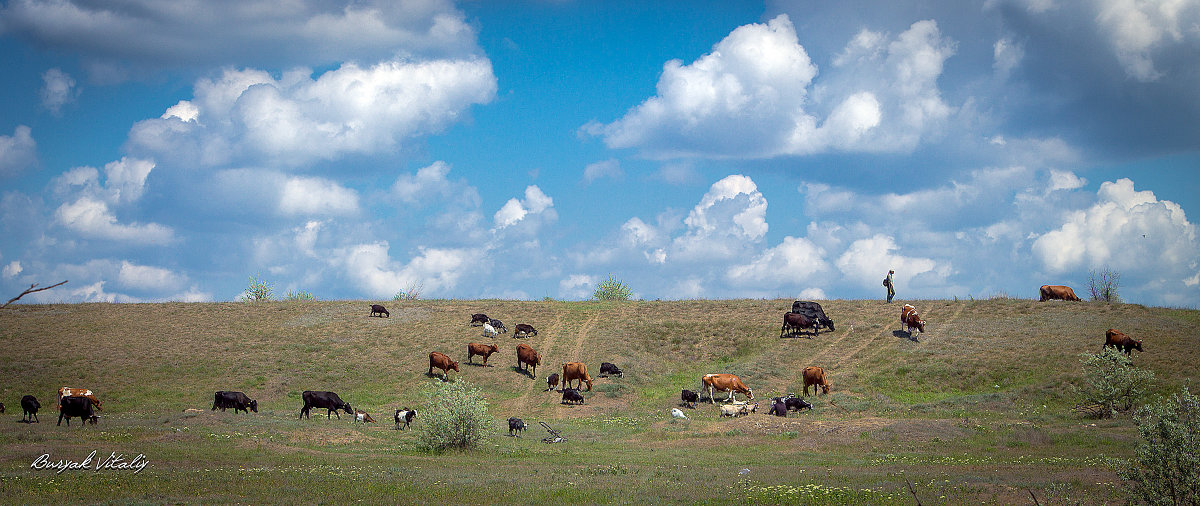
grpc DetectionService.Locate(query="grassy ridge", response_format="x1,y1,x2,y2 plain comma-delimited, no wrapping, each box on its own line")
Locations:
0,298,1196,503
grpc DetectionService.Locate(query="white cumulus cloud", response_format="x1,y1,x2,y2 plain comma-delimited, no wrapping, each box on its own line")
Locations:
40,68,78,114
493,185,554,230
278,176,360,216
0,125,37,178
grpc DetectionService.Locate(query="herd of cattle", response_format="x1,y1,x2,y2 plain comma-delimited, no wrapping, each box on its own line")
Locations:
8,285,1142,433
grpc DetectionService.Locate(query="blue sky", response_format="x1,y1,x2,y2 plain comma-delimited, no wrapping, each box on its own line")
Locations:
1,0,1199,306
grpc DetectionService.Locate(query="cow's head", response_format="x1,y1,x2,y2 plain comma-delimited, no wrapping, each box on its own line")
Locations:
917,319,926,333
488,344,499,354
821,317,835,332
745,388,754,400
450,360,460,372
1134,339,1144,352
342,403,354,415
249,400,258,413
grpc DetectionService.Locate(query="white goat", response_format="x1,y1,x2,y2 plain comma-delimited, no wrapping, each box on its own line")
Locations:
482,323,498,338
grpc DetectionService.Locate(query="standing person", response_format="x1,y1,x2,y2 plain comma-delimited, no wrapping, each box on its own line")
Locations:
883,270,895,302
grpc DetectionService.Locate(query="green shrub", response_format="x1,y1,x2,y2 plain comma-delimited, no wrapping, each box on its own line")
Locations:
593,275,633,301
1074,348,1154,418
283,290,316,301
244,275,274,302
1120,386,1200,505
416,380,492,452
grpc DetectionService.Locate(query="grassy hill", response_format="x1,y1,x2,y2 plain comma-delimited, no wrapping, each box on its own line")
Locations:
1,298,1196,503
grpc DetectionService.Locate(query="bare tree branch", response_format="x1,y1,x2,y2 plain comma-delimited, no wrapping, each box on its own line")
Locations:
1,280,68,309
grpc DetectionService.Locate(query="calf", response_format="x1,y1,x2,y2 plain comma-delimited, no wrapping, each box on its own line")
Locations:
561,388,584,405
470,313,490,326
370,304,390,318
354,409,376,424
488,319,508,333
599,362,623,377
212,391,258,414
467,342,500,365
802,366,830,396
21,395,40,423
681,389,700,408
1105,328,1143,354
508,417,528,436
428,351,459,380
517,343,541,377
514,323,538,338
546,373,560,392
394,408,417,430
780,312,818,337
299,391,353,420
58,396,98,426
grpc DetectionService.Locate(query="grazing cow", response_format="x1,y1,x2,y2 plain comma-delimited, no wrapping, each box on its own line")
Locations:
299,391,353,420
702,373,753,403
546,373,560,392
768,400,787,417
21,395,40,423
57,396,97,426
394,408,417,430
59,387,102,411
802,367,830,396
790,301,836,332
900,304,927,335
467,342,500,365
1105,329,1144,354
599,362,623,377
517,343,541,377
370,304,390,318
780,312,818,337
471,313,490,325
354,409,376,424
680,389,699,408
508,417,528,436
428,351,459,380
488,319,508,333
562,362,593,391
561,388,584,405
671,408,688,420
514,323,538,338
1040,284,1082,302
483,323,499,338
212,391,258,414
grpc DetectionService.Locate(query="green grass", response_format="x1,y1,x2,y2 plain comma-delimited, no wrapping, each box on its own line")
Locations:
0,298,1194,503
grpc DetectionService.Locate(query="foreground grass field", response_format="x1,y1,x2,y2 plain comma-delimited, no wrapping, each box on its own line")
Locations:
1,298,1196,504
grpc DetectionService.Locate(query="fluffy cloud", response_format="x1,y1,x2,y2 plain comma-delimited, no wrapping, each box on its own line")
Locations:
559,274,596,300
0,126,37,178
40,68,77,114
0,0,481,78
129,58,497,169
54,197,174,244
670,175,768,261
835,234,945,290
493,185,555,230
47,156,173,244
1093,0,1200,81
588,15,954,158
582,159,623,184
1033,178,1199,276
726,236,830,288
3,261,21,279
278,176,359,216
336,241,479,298
117,261,186,292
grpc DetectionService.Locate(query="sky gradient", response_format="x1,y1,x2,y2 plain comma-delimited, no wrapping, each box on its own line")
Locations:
1,0,1198,306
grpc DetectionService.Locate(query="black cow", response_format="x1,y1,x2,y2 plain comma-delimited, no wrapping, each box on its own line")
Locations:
370,304,390,318
299,391,352,419
470,313,489,326
488,318,508,333
508,417,528,436
546,373,560,392
680,389,699,408
57,396,97,426
561,388,584,405
599,362,623,377
212,391,258,414
21,395,40,423
514,323,538,338
790,300,835,332
394,408,417,430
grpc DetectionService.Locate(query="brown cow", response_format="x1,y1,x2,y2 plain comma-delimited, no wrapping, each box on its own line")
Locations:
1040,284,1082,301
428,352,459,380
467,342,500,365
780,312,817,337
802,366,830,396
59,387,103,411
1104,328,1143,354
701,373,753,403
900,304,926,335
516,343,541,377
562,362,593,391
